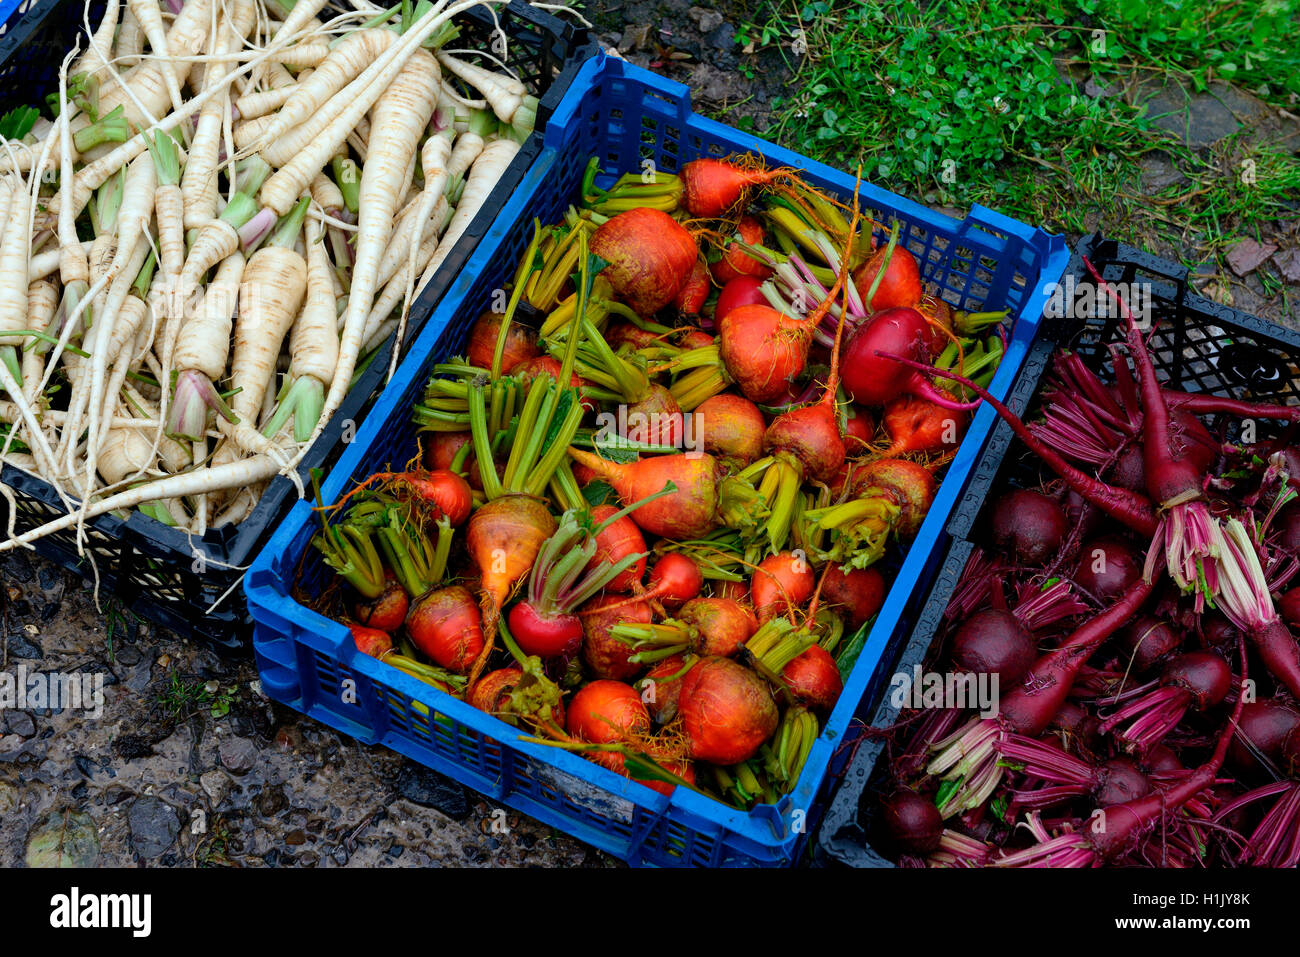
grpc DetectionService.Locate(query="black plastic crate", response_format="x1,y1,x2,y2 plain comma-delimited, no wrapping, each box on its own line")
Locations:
813,233,1300,867
0,0,591,651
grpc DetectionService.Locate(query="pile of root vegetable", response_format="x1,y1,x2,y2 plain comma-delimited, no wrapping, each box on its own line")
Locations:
306,152,1015,808
873,268,1300,867
0,0,548,546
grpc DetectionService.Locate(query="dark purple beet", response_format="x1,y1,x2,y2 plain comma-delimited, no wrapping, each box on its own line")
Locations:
881,790,943,855
1073,536,1141,601
1281,589,1300,629
951,608,1037,685
1283,729,1300,779
1212,785,1255,832
1062,488,1103,541
1201,615,1240,650
991,489,1067,565
1279,503,1300,554
1095,757,1150,806
1143,745,1183,775
1050,701,1100,747
1161,651,1231,710
1120,616,1181,672
1108,445,1146,492
1228,700,1300,773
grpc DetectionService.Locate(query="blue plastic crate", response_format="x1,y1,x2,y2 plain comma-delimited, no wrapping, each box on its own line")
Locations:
245,51,1070,866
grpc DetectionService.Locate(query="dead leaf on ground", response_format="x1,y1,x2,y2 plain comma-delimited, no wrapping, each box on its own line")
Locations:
1271,247,1300,282
1225,237,1278,277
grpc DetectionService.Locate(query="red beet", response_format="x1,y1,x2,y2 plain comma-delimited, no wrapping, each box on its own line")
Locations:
1201,615,1240,650
508,598,583,659
1228,699,1300,772
714,275,767,325
1108,444,1146,491
781,644,843,712
645,553,704,609
581,595,652,681
990,489,1067,565
1162,651,1232,710
841,308,974,411
678,597,759,657
1280,589,1300,629
998,576,1156,738
678,656,779,764
590,207,698,315
1093,757,1151,806
819,565,885,629
852,244,922,312
1280,503,1300,554
1062,488,1103,541
695,393,767,464
1143,745,1184,775
1049,701,1100,747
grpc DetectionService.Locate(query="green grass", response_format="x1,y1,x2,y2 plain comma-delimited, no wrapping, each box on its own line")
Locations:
1065,0,1300,105
755,1,1161,233
737,0,1299,247
155,673,236,719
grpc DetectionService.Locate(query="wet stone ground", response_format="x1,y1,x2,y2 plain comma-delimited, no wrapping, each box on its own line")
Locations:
0,552,611,867
3,0,1298,868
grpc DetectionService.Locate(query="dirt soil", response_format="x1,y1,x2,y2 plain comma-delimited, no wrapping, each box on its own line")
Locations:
2,0,1297,869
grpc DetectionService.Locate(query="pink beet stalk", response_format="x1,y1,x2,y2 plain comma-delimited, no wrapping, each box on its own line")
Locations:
1099,651,1232,755
1082,258,1223,611
1000,636,1248,867
927,574,1158,817
1214,781,1300,868
1215,516,1300,699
